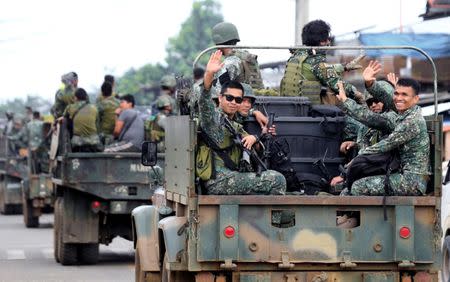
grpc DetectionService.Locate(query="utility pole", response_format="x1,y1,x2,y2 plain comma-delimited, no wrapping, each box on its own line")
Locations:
295,0,309,45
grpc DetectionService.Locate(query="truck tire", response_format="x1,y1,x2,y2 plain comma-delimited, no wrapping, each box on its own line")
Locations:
58,198,78,265
135,247,161,282
23,192,39,228
53,198,61,263
443,236,450,282
162,253,194,282
78,243,99,265
2,204,15,215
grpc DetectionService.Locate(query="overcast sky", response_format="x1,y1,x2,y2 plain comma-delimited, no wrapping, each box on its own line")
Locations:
0,0,427,103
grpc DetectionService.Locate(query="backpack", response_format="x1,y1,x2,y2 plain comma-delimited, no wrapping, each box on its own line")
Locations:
233,50,265,89
346,151,401,193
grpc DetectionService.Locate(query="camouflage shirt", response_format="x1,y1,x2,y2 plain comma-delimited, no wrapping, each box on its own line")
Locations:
97,96,119,135
198,85,248,170
51,84,76,118
342,99,430,175
366,80,396,112
301,50,357,96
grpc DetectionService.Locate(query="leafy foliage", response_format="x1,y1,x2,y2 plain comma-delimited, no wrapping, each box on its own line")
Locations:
165,0,223,75
115,0,223,104
0,95,52,119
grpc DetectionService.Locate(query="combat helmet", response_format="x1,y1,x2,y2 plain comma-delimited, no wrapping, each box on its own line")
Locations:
242,83,256,103
156,95,172,109
160,75,176,88
212,22,240,45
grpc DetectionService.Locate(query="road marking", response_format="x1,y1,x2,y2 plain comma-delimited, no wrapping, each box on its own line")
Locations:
42,248,53,259
6,249,25,260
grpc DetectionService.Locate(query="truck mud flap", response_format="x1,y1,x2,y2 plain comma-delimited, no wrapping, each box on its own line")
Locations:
132,205,161,272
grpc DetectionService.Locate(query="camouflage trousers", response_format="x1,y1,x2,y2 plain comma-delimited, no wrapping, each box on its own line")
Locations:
351,172,428,196
206,167,286,195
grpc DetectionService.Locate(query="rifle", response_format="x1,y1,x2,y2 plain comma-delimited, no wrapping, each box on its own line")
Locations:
222,117,267,175
263,113,275,168
175,75,193,115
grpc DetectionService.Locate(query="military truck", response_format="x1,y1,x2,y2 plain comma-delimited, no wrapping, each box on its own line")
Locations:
132,46,443,281
0,134,26,214
21,121,54,227
52,121,162,265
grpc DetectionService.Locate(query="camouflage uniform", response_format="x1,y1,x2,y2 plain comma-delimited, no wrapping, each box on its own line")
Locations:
97,95,119,145
280,49,357,105
341,98,430,196
198,85,286,195
51,84,77,118
366,80,396,111
64,101,101,150
343,116,363,142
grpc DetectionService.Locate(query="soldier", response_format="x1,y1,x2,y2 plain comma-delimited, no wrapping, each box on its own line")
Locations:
97,74,116,102
236,83,271,129
61,88,101,152
7,117,26,155
336,78,429,196
197,50,286,195
97,81,119,145
3,111,14,136
211,22,265,90
145,95,173,152
280,19,364,105
51,72,78,118
104,94,144,152
159,75,178,114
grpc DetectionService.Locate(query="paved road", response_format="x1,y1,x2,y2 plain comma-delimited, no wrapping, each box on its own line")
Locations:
0,214,134,282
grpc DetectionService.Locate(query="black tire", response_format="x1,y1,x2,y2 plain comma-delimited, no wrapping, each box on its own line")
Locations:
23,195,39,228
58,198,78,265
135,247,161,282
3,204,16,215
443,236,450,282
162,253,194,282
78,243,99,265
53,198,61,263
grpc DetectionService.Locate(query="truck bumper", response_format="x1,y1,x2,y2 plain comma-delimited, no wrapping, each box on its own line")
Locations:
4,182,22,205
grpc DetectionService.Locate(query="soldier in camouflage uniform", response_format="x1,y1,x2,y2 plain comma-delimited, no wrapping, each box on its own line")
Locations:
336,78,429,196
97,81,119,145
51,72,78,118
159,75,178,115
9,112,49,173
211,22,265,91
280,19,364,105
145,95,173,152
197,50,286,195
62,88,101,152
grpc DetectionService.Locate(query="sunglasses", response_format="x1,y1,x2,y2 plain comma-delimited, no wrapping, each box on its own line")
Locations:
223,94,243,104
366,99,381,106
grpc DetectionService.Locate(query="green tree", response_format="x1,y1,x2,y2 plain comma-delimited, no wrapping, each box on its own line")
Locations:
116,0,223,104
165,0,223,75
0,95,52,119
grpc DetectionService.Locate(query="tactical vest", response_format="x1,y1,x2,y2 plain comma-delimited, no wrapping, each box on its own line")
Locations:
280,52,322,104
232,50,265,90
196,127,241,181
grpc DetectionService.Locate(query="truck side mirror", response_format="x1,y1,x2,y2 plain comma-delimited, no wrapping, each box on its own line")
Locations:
141,141,158,166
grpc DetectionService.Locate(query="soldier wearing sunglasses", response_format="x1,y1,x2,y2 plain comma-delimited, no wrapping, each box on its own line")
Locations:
195,50,286,195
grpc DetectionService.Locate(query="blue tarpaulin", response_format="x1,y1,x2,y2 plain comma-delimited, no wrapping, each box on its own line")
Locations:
359,33,450,59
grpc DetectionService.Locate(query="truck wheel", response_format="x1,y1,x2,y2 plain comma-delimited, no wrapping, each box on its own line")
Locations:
443,236,450,282
53,198,61,263
23,193,39,228
2,204,15,215
135,247,161,282
78,243,99,265
162,253,194,282
58,198,78,265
